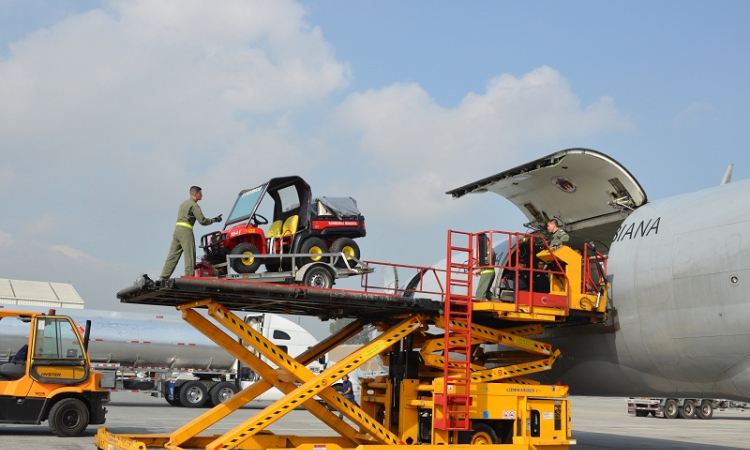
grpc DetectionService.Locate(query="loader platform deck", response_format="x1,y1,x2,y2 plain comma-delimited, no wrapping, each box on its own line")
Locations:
117,275,440,320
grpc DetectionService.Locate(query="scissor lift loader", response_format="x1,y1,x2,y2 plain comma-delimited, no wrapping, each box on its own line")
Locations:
96,229,609,450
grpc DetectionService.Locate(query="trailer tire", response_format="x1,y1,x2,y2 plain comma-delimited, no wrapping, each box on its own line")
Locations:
48,398,89,437
209,381,238,406
458,422,498,445
680,399,697,419
330,238,360,268
635,410,649,417
663,399,679,419
231,243,262,274
179,381,208,408
166,395,181,406
698,400,714,419
299,238,330,267
303,266,334,289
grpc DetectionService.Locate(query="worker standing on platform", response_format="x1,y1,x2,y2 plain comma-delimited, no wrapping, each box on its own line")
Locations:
159,186,222,281
547,219,569,249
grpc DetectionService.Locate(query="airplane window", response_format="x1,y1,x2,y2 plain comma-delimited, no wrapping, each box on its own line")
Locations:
273,330,291,340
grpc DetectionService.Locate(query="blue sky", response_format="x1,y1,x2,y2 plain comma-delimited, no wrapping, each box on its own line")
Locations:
1,0,748,336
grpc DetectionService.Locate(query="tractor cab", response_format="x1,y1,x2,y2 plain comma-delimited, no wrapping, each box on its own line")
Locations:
200,176,366,275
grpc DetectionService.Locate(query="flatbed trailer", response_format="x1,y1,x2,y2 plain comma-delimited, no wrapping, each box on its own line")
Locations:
97,229,610,450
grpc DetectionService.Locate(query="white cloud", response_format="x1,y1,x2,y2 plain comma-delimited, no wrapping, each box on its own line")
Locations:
674,102,717,124
336,66,634,223
51,244,98,262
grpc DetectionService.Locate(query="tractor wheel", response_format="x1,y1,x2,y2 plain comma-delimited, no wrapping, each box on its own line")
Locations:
179,381,208,408
48,398,89,437
303,266,334,289
208,381,239,407
330,238,360,268
231,243,262,274
298,238,330,267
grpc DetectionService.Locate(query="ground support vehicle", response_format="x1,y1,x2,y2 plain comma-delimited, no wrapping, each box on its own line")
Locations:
97,229,611,450
627,397,722,419
0,309,109,436
199,176,366,275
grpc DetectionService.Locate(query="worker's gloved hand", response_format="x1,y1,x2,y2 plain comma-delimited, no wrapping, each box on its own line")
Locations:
214,214,223,223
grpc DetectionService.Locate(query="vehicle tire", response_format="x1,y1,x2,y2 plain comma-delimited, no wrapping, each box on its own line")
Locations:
265,258,282,272
663,399,679,419
298,238,330,267
458,422,498,445
179,380,208,408
208,381,238,407
330,238,360,268
165,395,181,406
48,398,89,437
680,399,697,419
635,410,649,417
649,411,657,417
698,400,714,419
231,243,262,274
303,266,334,289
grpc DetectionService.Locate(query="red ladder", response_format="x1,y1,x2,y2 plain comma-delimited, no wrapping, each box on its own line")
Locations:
434,230,474,431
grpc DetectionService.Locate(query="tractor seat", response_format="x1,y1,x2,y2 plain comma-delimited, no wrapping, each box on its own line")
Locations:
282,215,299,240
267,220,283,239
0,362,26,380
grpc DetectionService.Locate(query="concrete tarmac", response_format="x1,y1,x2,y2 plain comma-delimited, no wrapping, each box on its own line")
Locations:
0,393,747,449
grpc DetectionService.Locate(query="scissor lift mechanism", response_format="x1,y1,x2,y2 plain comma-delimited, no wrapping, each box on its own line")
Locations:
97,229,608,450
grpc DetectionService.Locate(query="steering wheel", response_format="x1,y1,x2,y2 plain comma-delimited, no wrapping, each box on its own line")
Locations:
252,213,269,226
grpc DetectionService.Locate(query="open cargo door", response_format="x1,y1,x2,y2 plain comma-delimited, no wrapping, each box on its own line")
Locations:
446,148,647,251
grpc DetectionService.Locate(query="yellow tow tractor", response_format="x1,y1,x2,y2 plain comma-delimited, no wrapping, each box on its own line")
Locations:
0,309,109,436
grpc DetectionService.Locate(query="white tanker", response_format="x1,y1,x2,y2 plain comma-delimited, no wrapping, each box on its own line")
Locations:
0,306,326,407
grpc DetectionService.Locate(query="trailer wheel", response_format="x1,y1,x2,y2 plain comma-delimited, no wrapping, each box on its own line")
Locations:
330,238,360,268
458,423,498,445
48,398,89,437
680,399,697,419
303,266,334,289
635,410,649,417
179,381,208,408
165,395,181,406
299,238,330,267
663,399,679,419
231,243,262,274
698,400,714,419
209,381,238,406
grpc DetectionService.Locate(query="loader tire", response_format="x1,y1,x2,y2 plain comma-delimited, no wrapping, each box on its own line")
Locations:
49,398,89,437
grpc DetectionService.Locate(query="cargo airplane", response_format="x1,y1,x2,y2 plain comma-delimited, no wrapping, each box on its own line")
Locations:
446,148,750,403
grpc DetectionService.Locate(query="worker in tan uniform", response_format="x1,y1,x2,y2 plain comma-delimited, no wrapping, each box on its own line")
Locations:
159,186,222,281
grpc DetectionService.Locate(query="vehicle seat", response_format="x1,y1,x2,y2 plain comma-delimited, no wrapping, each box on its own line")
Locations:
282,215,299,242
0,362,25,380
267,220,283,252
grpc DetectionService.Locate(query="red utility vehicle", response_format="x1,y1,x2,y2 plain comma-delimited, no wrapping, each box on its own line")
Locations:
199,176,366,275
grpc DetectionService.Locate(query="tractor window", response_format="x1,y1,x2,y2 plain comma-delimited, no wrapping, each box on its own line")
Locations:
277,185,300,213
34,318,84,360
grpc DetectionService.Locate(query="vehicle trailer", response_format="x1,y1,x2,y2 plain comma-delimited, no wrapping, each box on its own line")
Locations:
0,309,109,436
627,397,720,419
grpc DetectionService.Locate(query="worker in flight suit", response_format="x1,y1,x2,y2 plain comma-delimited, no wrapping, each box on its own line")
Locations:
159,186,222,281
547,219,569,249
